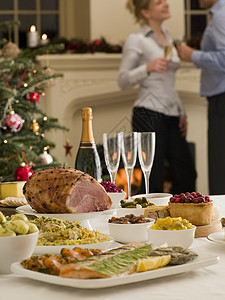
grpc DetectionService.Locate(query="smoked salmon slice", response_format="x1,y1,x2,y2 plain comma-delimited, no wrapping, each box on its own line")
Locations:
59,243,153,279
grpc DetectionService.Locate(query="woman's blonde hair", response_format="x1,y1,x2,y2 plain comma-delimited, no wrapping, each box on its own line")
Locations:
126,0,151,24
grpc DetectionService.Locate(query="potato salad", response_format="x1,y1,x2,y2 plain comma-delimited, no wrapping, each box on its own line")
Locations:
0,212,38,237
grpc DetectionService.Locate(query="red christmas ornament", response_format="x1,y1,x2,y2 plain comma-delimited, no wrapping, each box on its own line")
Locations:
4,111,23,132
15,164,34,181
64,140,73,156
25,92,40,103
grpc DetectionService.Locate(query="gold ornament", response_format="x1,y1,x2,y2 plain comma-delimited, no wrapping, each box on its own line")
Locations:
29,119,40,133
2,41,20,59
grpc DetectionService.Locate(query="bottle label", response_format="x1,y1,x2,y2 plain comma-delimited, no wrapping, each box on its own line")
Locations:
79,142,95,149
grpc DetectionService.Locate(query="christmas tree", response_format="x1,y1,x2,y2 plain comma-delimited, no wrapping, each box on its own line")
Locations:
0,21,68,182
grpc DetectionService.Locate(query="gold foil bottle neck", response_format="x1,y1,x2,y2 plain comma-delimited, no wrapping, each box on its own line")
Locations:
80,107,94,143
82,107,93,120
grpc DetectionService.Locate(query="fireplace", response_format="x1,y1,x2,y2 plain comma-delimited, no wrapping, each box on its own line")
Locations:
37,54,208,194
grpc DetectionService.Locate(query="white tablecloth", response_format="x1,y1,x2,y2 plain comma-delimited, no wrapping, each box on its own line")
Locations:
1,195,225,300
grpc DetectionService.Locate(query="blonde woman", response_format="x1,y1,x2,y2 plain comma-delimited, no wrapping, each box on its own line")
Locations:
118,0,196,194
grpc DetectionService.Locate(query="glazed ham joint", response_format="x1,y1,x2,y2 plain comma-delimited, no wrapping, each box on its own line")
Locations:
23,167,112,213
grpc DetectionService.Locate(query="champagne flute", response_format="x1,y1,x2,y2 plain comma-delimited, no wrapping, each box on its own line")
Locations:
173,36,187,49
121,132,138,199
137,132,155,194
103,132,121,183
163,45,173,81
164,45,173,59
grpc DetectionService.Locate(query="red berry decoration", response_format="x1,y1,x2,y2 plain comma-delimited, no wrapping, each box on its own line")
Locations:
15,164,34,181
169,192,211,203
4,111,23,132
100,181,123,193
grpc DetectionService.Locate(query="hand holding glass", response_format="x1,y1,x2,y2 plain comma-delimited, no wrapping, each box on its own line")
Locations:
137,132,155,194
121,132,138,199
103,133,121,183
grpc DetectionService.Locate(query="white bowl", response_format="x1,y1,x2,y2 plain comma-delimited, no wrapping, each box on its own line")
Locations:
0,231,39,274
107,191,126,208
131,193,172,206
108,220,154,244
147,226,196,248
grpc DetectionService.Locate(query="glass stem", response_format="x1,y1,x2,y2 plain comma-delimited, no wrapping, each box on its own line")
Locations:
126,168,133,199
110,171,117,184
144,171,150,194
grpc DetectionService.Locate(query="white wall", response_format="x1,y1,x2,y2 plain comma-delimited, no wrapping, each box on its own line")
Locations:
90,0,138,44
164,0,185,39
90,0,185,43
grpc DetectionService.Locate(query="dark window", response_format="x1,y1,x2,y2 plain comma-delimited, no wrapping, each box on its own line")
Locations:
18,0,36,10
0,1,14,10
185,0,209,48
0,0,59,48
191,15,207,37
0,14,14,41
41,15,59,39
185,0,204,10
0,14,14,22
190,0,202,10
41,0,58,10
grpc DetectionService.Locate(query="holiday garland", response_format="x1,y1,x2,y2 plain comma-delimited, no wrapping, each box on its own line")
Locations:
51,37,122,54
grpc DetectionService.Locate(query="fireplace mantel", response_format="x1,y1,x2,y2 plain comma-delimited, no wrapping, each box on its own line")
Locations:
37,54,208,194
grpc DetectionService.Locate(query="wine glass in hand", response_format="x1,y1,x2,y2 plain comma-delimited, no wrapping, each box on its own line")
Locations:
121,132,138,199
103,132,121,184
137,132,155,194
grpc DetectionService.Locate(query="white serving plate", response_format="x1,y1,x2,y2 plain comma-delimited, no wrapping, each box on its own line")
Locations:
207,231,225,245
16,205,107,221
11,250,219,289
16,204,116,229
34,237,114,255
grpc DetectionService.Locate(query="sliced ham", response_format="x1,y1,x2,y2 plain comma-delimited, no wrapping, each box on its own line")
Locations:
23,167,112,213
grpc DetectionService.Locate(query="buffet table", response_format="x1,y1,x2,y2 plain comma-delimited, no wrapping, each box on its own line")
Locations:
1,195,225,300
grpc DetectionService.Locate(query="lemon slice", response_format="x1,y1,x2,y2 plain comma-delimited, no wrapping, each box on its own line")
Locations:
136,255,171,272
159,255,171,267
136,256,162,272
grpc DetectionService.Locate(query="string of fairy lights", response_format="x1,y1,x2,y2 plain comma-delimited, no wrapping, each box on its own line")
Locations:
0,67,48,140
0,69,54,178
0,26,68,181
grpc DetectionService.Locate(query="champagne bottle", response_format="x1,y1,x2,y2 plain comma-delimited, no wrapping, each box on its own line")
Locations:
75,107,102,181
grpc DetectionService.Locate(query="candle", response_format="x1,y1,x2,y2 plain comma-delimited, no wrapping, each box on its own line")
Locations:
27,25,39,48
41,34,49,46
